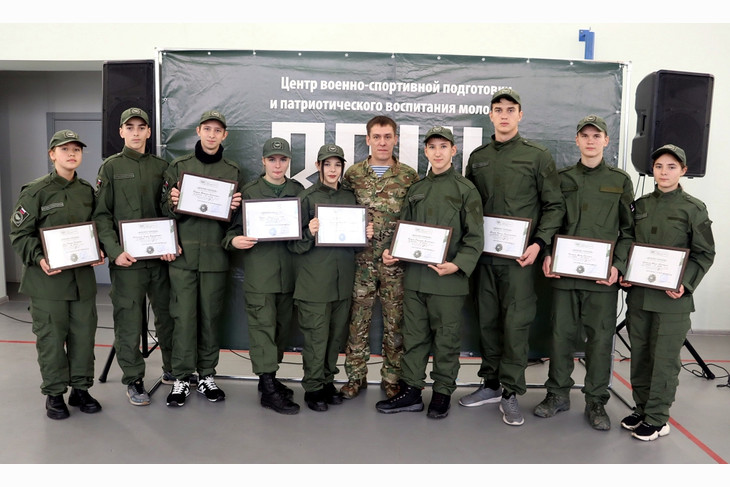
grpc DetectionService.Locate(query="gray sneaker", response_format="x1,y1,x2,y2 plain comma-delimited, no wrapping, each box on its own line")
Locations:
585,402,611,431
127,379,151,406
499,394,525,426
533,392,570,418
458,383,503,407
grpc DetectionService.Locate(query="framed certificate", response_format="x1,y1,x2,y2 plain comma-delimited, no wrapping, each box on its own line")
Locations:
315,204,368,247
390,221,452,265
242,198,302,241
550,235,614,281
624,243,690,292
175,172,238,222
482,214,531,259
40,221,103,271
119,218,179,260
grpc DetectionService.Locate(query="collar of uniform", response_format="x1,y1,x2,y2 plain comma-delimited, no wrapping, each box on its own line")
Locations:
576,158,605,173
314,180,339,193
653,184,683,198
427,165,454,179
122,144,146,161
51,169,77,186
491,132,521,150
365,155,400,175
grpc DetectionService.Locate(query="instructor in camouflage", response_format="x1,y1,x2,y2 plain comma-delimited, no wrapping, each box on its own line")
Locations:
341,116,419,399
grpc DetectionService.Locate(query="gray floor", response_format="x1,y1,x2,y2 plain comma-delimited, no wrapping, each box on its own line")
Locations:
1,283,728,468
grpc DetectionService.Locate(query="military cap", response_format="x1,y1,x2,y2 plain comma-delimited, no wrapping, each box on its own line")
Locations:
199,110,227,129
120,107,150,126
491,88,521,105
577,114,608,134
49,129,87,150
262,137,292,158
424,126,455,145
651,144,687,166
317,144,345,162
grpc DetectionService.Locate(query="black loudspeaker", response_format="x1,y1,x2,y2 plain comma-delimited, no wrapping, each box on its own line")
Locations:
631,70,713,178
102,60,156,159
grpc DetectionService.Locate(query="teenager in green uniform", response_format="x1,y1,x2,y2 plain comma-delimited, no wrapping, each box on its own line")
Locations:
10,130,104,419
162,110,243,407
533,115,634,430
375,127,483,419
224,137,304,414
461,89,565,426
287,144,374,412
619,144,714,441
93,108,176,406
341,116,419,400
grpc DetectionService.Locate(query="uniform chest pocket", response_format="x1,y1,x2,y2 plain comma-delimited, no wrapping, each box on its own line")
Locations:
507,160,535,196
115,174,140,213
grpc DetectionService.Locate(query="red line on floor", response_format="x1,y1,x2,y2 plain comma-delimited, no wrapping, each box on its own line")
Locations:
613,369,728,464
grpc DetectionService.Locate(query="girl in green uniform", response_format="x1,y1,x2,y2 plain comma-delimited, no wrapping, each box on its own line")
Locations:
10,130,105,419
619,144,715,441
288,144,373,412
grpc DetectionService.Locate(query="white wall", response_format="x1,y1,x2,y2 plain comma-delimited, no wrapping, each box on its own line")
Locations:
0,22,728,332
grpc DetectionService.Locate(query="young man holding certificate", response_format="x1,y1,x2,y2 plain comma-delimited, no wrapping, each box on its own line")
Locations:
375,127,483,419
93,108,176,406
619,144,714,441
10,130,104,419
224,137,304,414
461,89,565,426
533,115,634,430
162,110,243,407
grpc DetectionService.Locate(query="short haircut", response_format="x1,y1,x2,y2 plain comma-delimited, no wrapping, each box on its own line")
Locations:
366,115,397,136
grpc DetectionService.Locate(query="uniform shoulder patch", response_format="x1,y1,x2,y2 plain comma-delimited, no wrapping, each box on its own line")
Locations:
12,206,30,227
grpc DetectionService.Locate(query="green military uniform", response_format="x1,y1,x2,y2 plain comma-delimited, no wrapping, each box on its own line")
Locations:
10,170,98,396
544,159,634,404
223,175,303,376
465,133,565,395
93,145,174,384
627,185,714,426
287,181,357,392
161,141,243,380
399,166,484,395
343,156,418,385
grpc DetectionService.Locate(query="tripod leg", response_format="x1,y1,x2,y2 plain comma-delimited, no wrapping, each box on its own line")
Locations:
615,319,630,351
99,347,116,383
683,338,715,380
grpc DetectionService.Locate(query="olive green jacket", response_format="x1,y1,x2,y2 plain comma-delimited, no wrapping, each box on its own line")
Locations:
549,159,635,291
287,181,358,302
161,151,243,272
10,171,97,300
223,176,304,294
465,133,565,266
93,145,169,267
400,166,484,296
627,186,715,313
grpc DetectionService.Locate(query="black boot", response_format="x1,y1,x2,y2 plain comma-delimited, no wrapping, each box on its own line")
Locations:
68,388,102,413
257,372,294,399
375,380,423,414
259,373,300,415
304,389,328,412
45,394,70,420
322,382,344,405
427,391,451,419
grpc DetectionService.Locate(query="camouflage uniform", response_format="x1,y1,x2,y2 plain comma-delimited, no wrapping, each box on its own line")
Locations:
343,156,418,390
